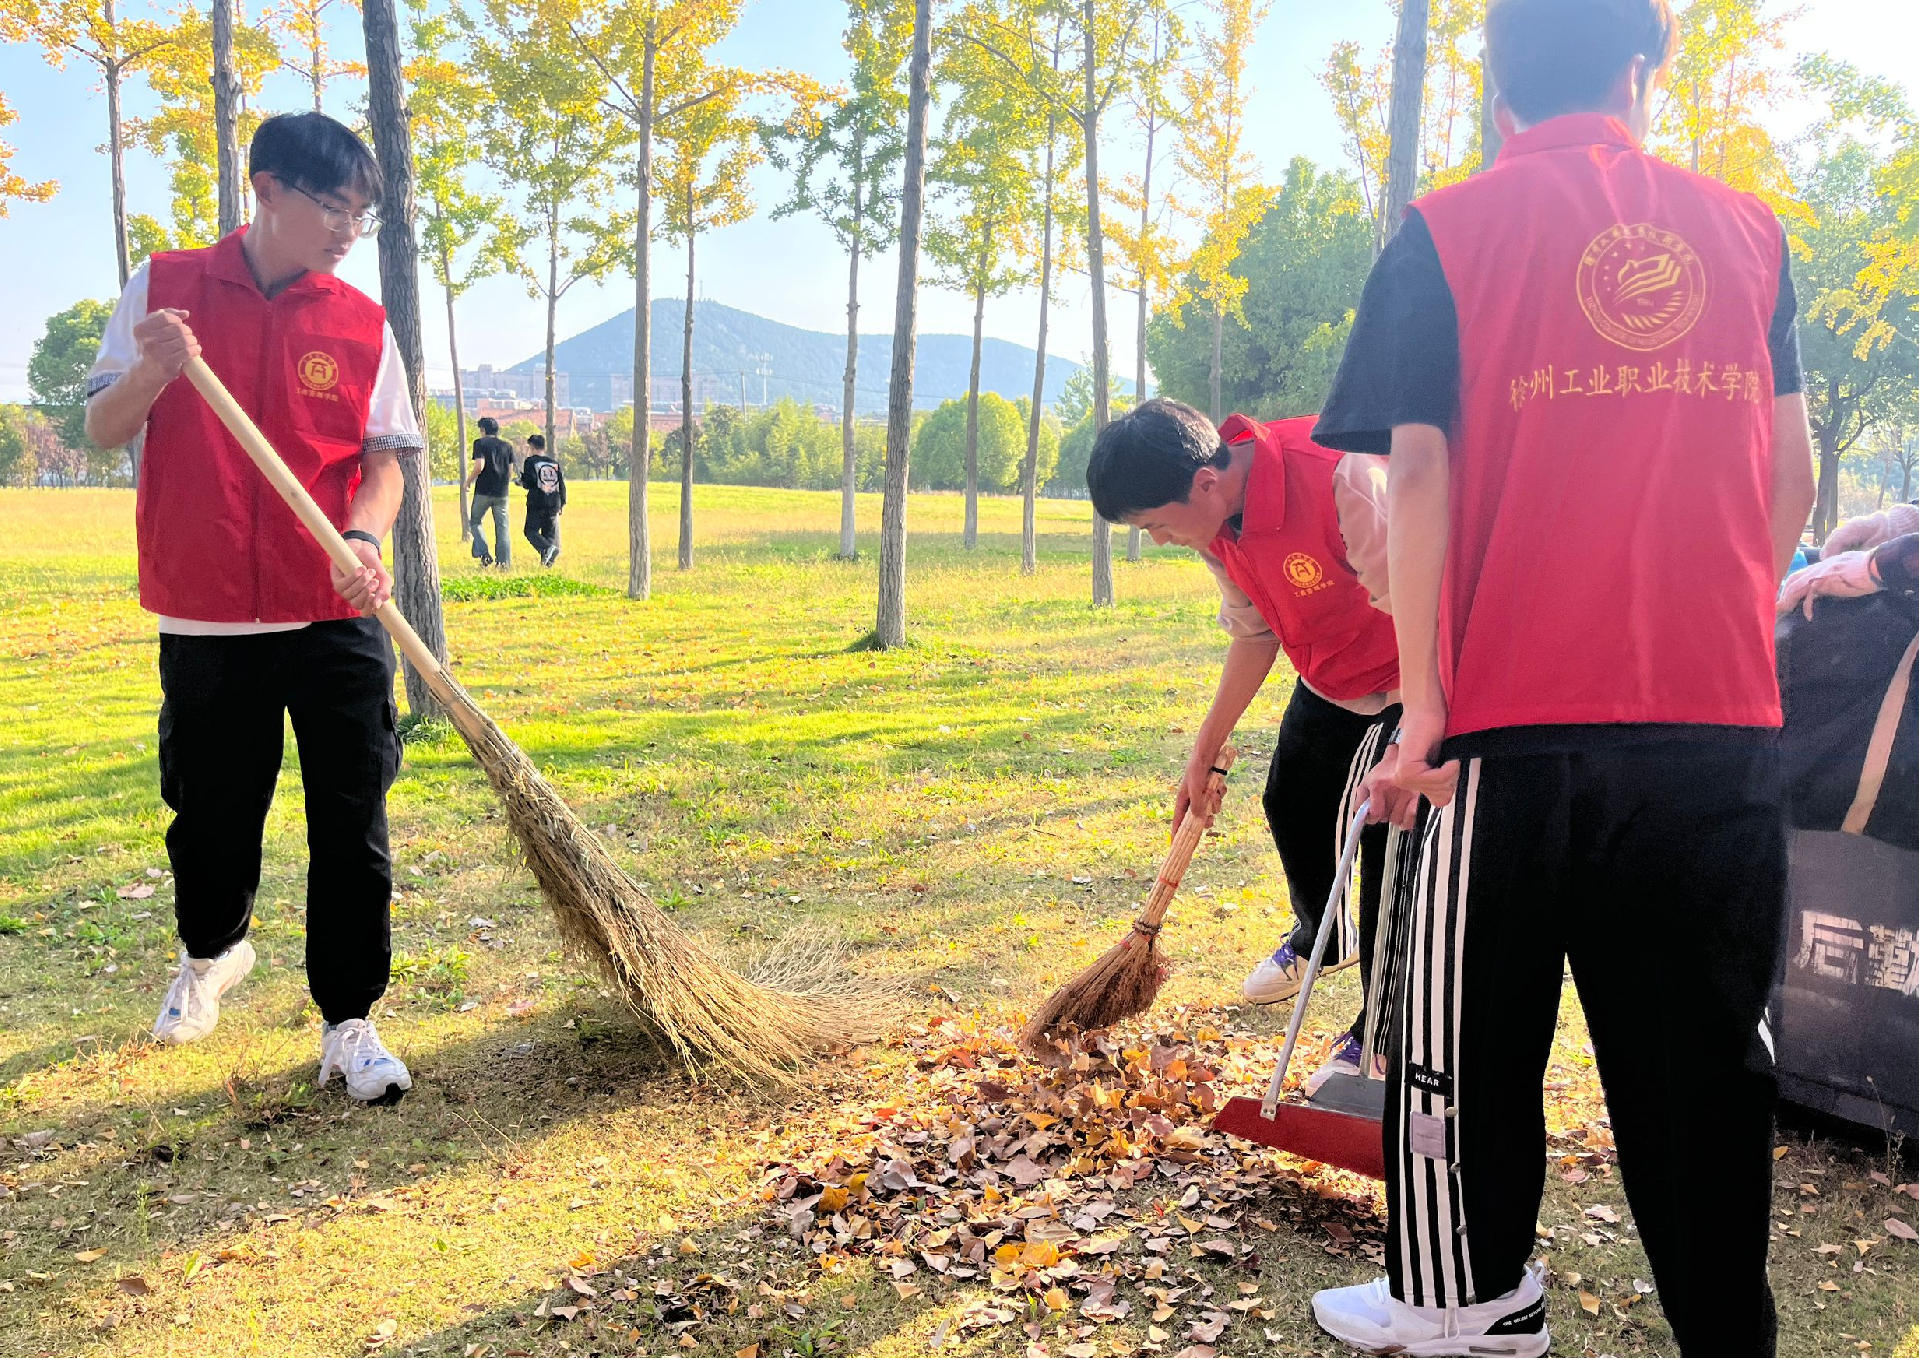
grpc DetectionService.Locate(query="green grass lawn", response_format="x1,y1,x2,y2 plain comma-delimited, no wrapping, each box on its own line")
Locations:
0,481,1912,1358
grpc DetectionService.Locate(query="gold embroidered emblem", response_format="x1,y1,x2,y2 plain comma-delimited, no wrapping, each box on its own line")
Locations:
1576,223,1707,352
1284,552,1323,590
297,350,340,392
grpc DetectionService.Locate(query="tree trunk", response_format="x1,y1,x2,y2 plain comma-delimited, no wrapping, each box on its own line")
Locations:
678,219,696,571
1381,0,1429,255
1209,301,1225,423
1022,104,1057,578
544,203,559,458
104,39,130,287
1082,1,1113,609
1478,44,1501,169
875,0,932,648
443,258,468,532
627,24,655,600
1128,100,1155,566
964,251,986,551
839,131,863,561
361,0,448,717
211,0,243,236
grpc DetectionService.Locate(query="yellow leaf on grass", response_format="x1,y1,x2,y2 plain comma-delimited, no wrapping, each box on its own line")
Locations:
1578,1291,1601,1315
1773,1146,1790,1161
735,1347,760,1359
1819,1281,1840,1292
817,1187,850,1215
1044,1287,1070,1313
73,1250,105,1264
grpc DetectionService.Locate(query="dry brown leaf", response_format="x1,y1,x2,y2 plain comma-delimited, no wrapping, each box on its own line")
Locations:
817,1187,849,1215
1579,1291,1601,1315
735,1347,760,1359
1885,1218,1917,1243
1583,1204,1620,1224
73,1250,106,1264
116,1275,151,1296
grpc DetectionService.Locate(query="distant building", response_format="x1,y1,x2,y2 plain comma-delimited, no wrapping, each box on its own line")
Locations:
457,365,568,408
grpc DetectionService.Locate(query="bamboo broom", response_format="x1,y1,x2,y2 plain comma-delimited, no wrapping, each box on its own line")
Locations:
1020,746,1236,1046
184,356,888,1082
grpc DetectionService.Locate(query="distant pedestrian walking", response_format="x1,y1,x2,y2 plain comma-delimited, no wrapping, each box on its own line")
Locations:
520,433,566,567
466,416,515,568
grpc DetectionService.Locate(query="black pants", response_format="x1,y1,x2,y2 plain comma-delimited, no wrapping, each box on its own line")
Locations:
525,506,560,558
1262,684,1399,1037
1383,737,1785,1357
157,618,401,1025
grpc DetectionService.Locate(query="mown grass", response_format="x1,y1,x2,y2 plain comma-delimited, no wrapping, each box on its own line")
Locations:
0,480,1913,1358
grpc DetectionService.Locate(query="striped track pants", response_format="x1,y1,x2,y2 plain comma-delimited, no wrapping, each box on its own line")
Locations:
1380,738,1787,1357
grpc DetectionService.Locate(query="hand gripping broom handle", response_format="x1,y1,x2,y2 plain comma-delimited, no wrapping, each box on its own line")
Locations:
1260,800,1370,1120
1130,744,1237,938
182,356,468,720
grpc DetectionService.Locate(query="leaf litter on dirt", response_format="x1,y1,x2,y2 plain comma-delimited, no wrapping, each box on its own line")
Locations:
754,1008,1397,1349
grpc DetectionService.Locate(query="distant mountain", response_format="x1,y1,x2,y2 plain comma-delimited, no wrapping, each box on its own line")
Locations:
510,298,1082,414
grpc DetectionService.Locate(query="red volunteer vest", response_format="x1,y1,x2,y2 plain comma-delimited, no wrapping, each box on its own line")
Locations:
1415,114,1784,738
1207,415,1400,703
139,228,385,623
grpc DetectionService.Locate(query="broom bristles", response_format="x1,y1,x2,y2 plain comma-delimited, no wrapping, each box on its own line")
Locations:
1019,927,1167,1048
436,678,893,1083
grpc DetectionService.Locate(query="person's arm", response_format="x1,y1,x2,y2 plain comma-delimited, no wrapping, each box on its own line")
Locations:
1333,453,1392,615
1175,636,1282,838
84,264,199,450
1770,393,1816,580
466,444,484,490
1386,422,1460,810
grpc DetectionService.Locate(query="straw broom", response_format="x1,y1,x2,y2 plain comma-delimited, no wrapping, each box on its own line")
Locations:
1020,746,1235,1047
185,357,888,1083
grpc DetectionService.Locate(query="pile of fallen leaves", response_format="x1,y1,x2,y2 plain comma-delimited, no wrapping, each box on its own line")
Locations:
757,1010,1388,1353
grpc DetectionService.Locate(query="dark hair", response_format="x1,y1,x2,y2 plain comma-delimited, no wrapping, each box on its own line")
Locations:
528,434,546,450
1486,0,1675,124
1086,398,1227,523
477,416,498,435
249,111,382,204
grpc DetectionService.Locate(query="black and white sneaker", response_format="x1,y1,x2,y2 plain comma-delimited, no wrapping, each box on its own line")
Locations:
541,545,559,568
1312,1267,1549,1356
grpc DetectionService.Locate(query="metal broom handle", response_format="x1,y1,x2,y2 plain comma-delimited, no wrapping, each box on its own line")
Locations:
1260,800,1371,1120
183,356,465,716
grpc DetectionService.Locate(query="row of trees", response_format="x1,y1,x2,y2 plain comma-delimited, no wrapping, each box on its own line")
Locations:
4,0,1914,682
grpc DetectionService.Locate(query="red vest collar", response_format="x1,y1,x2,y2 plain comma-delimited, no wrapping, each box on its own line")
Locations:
1495,113,1638,165
1218,413,1285,534
206,225,343,300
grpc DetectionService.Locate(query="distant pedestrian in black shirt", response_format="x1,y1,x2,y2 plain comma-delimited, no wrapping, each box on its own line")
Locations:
520,433,566,567
466,416,516,568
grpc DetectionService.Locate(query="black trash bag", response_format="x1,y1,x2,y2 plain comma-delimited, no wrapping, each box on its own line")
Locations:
1775,592,1918,849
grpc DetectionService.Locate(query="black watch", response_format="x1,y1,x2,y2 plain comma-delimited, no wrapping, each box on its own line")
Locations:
343,529,382,553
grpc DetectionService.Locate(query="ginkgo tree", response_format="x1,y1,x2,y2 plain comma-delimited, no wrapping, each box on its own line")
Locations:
409,1,516,531
1096,0,1176,559
273,0,364,111
656,86,760,572
0,95,57,216
466,0,633,460
130,1,278,250
1652,0,1796,207
1173,0,1264,422
962,0,1163,607
0,0,176,285
766,0,912,561
929,20,1037,551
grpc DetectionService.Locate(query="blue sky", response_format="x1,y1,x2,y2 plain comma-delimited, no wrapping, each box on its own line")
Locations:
0,0,1913,401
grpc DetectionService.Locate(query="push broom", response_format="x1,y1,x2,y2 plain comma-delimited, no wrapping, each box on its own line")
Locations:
184,356,888,1082
1020,746,1236,1047
1212,802,1388,1179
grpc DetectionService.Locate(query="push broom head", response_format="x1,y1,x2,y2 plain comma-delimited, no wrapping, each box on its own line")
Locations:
439,680,894,1083
1018,920,1166,1050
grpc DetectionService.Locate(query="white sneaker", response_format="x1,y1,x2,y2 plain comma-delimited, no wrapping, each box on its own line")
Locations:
152,941,256,1046
318,1018,413,1103
1312,1267,1549,1357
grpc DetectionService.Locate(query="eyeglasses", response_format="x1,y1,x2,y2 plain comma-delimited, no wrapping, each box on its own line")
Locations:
285,180,381,238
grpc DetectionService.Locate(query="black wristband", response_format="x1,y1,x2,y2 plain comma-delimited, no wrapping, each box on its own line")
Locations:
343,529,382,553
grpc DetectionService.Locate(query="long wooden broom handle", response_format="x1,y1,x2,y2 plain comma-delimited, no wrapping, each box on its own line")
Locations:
1132,743,1236,935
183,356,467,718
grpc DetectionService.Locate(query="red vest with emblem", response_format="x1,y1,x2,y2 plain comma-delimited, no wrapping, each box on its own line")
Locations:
1207,415,1400,703
1414,114,1784,738
139,228,385,623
